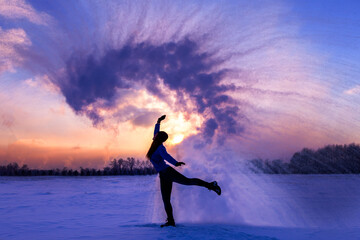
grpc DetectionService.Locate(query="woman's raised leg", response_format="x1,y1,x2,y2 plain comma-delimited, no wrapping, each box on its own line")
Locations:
167,167,211,188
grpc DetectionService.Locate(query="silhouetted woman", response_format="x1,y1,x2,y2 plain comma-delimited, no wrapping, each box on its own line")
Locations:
146,115,221,227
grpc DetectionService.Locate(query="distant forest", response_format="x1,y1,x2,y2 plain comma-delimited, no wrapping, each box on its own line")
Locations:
0,158,156,176
247,143,360,174
1,144,360,176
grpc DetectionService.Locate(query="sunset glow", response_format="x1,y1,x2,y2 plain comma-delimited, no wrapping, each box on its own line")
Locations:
0,0,359,169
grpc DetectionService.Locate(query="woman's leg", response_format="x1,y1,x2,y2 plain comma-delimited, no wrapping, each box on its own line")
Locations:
159,173,174,222
166,167,211,188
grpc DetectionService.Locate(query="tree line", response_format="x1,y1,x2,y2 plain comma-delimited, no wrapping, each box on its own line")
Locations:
0,157,156,176
246,143,360,174
1,144,360,176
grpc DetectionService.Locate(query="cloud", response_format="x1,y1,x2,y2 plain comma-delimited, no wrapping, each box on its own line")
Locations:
2,0,289,147
131,111,161,127
24,74,60,94
1,113,15,128
56,38,242,142
0,27,31,73
202,118,218,143
0,0,51,25
344,85,360,95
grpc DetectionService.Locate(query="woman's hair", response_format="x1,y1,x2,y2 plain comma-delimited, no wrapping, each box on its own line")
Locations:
146,131,168,159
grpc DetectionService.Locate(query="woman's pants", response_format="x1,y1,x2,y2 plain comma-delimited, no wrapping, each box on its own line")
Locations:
159,166,210,221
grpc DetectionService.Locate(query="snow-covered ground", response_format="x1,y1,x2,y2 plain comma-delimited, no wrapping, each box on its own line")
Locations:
1,175,360,240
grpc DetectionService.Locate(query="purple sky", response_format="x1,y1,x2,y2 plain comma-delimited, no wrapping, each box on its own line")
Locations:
0,0,359,169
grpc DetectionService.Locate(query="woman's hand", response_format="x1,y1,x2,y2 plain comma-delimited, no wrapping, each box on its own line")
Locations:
157,115,166,124
175,162,185,167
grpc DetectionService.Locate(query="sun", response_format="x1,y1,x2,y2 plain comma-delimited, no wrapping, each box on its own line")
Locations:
171,134,184,145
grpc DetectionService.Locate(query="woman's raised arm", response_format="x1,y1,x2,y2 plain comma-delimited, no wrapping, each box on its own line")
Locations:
154,115,166,137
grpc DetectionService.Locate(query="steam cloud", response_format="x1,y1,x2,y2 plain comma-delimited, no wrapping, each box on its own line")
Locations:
12,0,308,149
60,39,241,143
